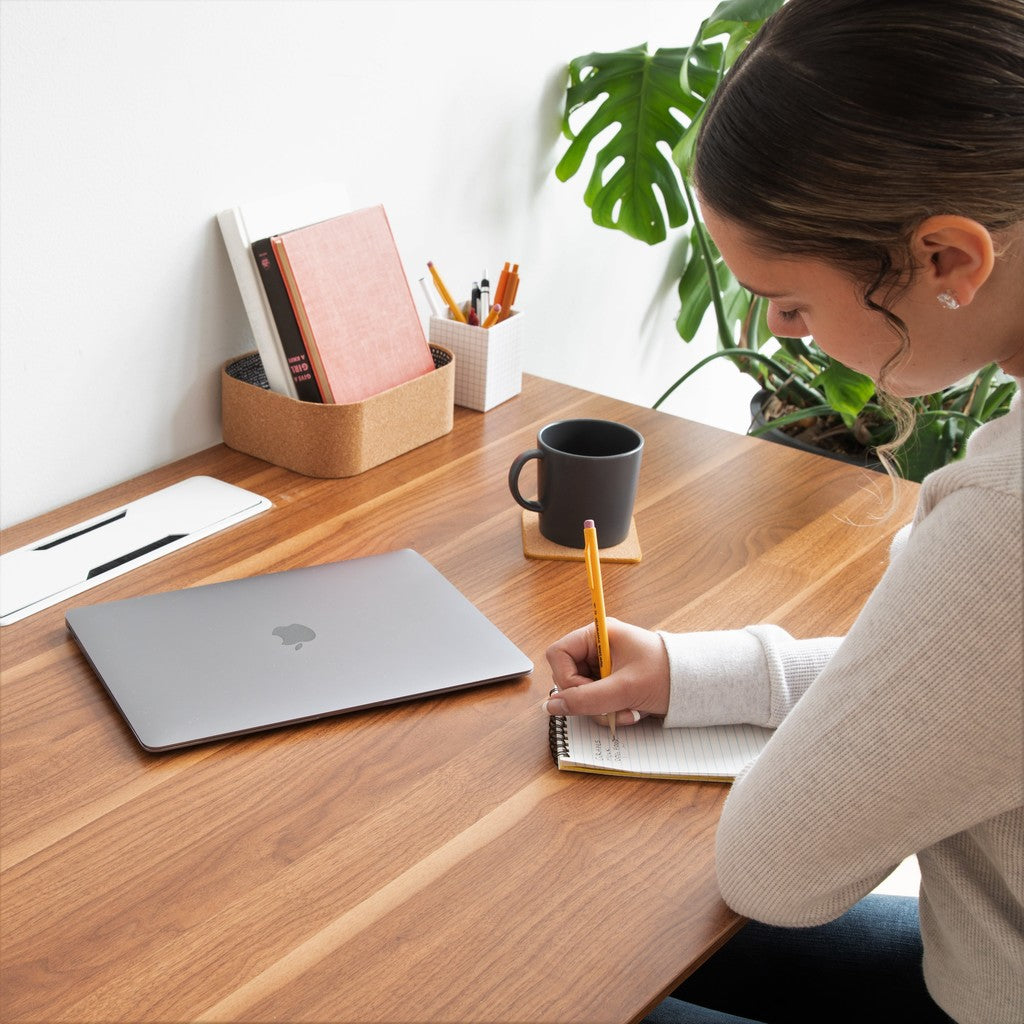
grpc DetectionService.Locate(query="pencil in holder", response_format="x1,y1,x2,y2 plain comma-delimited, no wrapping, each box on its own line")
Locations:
428,312,523,412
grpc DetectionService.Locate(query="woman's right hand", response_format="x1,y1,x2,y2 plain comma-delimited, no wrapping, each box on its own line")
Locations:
544,618,670,728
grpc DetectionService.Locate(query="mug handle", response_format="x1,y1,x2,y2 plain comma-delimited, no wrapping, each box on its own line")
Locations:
508,449,544,512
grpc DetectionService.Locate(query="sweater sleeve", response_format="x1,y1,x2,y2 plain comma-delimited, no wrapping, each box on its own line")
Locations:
658,626,842,728
713,485,1024,927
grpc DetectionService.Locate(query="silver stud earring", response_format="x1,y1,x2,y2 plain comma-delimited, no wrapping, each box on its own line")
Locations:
937,290,960,310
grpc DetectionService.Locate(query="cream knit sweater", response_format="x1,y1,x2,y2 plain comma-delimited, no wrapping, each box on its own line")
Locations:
660,385,1023,1024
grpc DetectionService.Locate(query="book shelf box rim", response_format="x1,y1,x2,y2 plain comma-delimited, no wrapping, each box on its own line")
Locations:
221,345,455,477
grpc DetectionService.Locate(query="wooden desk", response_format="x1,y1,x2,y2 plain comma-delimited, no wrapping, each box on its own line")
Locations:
0,376,918,1024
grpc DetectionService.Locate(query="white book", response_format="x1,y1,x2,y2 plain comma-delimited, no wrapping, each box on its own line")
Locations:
217,182,351,398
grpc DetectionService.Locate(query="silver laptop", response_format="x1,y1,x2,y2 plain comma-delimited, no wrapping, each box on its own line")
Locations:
66,549,532,752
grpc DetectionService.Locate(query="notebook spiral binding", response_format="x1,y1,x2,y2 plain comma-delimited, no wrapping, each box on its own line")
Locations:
549,714,569,764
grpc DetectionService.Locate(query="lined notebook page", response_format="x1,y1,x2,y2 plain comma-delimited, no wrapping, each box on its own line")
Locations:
553,715,773,781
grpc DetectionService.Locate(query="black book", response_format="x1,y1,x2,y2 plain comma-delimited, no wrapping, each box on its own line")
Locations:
250,238,324,402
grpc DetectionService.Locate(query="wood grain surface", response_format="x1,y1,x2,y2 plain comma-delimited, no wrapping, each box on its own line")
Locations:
0,375,918,1024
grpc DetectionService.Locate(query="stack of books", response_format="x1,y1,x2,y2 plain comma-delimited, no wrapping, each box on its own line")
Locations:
218,186,436,405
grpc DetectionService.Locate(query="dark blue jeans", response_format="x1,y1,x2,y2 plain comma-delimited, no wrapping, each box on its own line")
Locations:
644,894,956,1024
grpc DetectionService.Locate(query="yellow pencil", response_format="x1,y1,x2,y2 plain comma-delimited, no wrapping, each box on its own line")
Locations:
427,261,467,324
583,518,615,739
481,303,502,328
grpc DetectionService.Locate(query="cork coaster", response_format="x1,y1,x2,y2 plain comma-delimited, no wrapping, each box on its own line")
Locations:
520,511,642,563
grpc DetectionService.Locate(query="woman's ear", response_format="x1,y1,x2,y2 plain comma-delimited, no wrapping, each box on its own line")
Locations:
913,215,995,307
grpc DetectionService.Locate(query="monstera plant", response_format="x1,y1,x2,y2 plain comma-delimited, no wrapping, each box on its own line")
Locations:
556,0,1016,481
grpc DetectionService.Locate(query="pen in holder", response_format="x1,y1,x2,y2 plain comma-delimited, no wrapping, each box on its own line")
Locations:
428,312,523,412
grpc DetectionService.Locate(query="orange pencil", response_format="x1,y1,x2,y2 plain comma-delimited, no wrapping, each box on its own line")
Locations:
493,262,511,307
499,265,519,321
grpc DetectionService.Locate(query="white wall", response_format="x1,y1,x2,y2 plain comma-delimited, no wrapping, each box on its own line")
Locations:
0,0,754,530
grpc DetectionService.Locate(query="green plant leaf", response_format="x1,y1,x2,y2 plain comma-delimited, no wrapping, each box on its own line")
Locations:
773,335,821,367
674,39,725,173
673,1,781,172
557,46,695,244
672,106,707,180
675,230,712,340
960,362,1007,418
811,361,877,427
705,0,788,31
678,38,724,100
675,218,757,346
896,413,976,480
748,403,835,436
772,351,818,382
750,298,775,349
982,381,1017,419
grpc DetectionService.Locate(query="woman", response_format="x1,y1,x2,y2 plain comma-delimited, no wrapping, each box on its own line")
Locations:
544,2,1023,1021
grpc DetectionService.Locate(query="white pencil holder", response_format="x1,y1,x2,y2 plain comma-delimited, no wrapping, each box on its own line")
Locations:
428,312,523,412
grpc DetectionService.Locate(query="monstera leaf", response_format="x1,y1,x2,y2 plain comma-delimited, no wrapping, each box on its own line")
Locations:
556,45,696,245
556,1,783,246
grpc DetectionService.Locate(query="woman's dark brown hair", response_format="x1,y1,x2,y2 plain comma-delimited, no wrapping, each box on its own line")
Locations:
693,0,1024,474
694,0,1024,294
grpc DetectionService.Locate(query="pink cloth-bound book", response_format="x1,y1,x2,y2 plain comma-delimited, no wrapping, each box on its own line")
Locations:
272,205,436,405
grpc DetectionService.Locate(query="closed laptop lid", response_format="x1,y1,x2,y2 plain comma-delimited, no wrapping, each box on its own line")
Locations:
66,549,532,752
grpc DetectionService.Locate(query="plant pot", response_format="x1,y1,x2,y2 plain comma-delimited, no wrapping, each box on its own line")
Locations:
749,390,884,473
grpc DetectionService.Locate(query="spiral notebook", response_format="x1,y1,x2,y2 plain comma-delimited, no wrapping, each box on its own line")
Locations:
549,714,773,781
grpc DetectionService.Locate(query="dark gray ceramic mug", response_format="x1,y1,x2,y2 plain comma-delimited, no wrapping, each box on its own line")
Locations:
508,418,643,548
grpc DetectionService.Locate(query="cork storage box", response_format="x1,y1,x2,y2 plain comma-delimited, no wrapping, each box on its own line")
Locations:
221,345,455,477
428,312,522,412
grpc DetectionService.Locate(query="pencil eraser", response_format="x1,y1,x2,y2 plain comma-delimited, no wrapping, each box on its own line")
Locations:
584,519,595,530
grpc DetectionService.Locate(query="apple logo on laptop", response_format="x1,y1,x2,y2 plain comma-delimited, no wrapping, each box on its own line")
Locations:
272,623,316,650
